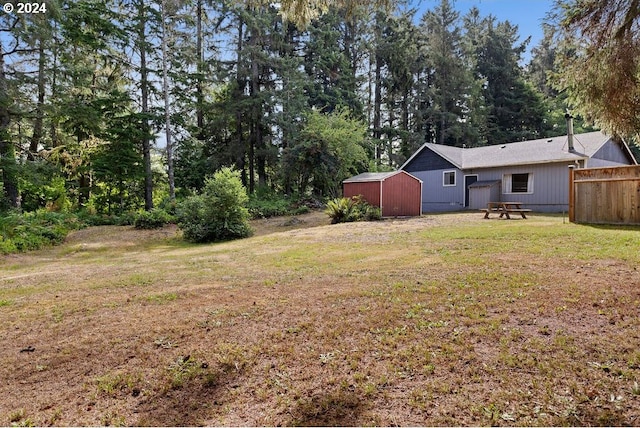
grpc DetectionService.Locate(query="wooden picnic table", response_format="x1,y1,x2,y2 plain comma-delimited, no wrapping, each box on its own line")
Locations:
480,202,531,219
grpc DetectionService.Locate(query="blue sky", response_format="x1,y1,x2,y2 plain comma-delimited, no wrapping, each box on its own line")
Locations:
413,0,557,60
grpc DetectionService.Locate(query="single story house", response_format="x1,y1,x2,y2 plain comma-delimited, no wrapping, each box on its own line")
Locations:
400,131,637,213
343,170,422,217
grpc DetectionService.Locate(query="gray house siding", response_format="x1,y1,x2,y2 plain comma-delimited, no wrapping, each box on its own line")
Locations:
410,169,466,212
589,140,633,167
466,163,572,212
414,163,572,213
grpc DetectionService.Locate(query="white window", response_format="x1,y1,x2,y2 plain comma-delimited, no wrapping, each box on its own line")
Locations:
503,173,533,193
443,170,456,187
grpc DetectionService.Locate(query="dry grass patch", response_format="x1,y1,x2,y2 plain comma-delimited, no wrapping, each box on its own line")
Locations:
1,211,640,425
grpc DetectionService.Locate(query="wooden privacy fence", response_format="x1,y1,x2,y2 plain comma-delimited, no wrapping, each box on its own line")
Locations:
569,165,640,225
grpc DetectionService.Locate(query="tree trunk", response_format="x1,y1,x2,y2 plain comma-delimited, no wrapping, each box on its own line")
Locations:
249,23,266,190
196,0,204,133
388,106,395,167
49,22,59,148
161,0,175,201
0,43,19,208
137,0,154,210
401,89,410,157
374,49,382,162
30,37,46,156
234,14,248,187
0,141,19,209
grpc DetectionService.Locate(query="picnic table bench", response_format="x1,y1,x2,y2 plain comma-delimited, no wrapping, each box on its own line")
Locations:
480,202,531,219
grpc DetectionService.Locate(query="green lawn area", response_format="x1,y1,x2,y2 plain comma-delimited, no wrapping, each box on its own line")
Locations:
1,212,639,426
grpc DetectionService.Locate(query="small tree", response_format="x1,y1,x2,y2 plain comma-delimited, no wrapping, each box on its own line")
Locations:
282,108,369,197
177,168,252,242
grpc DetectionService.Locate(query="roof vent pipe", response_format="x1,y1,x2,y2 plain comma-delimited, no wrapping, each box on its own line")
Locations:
565,113,575,152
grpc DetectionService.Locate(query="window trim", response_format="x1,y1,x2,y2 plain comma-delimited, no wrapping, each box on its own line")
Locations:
443,170,457,187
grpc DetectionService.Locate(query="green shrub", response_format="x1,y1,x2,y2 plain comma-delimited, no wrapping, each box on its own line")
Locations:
134,209,173,229
362,204,382,221
0,238,17,254
325,196,382,224
247,196,290,219
76,211,136,227
177,168,252,243
325,197,360,224
291,205,311,215
0,210,79,254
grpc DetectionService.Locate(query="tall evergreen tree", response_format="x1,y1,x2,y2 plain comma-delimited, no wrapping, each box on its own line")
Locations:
374,10,420,163
0,11,24,208
304,8,362,115
48,0,135,207
550,0,640,139
471,17,549,144
129,0,159,210
418,0,473,147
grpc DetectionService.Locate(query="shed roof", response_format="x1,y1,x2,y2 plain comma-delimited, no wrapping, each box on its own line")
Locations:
402,131,636,170
343,170,422,183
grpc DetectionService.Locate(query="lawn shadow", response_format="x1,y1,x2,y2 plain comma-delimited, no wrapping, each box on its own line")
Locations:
581,222,640,231
133,366,235,426
285,387,366,426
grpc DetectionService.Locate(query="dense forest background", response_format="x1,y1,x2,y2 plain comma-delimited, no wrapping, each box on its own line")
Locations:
0,0,630,216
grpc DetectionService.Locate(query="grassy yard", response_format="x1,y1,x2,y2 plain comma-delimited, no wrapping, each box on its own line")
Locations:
1,212,640,426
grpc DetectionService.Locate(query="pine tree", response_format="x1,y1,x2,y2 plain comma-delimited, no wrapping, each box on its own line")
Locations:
418,0,474,147
471,16,549,144
550,0,640,139
303,8,362,115
130,0,159,210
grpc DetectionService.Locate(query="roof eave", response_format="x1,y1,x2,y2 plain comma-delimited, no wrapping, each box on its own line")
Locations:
344,170,424,184
462,156,589,170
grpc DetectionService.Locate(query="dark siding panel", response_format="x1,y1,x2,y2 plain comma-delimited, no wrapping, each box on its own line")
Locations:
381,173,422,216
403,147,456,172
592,140,633,164
344,182,381,207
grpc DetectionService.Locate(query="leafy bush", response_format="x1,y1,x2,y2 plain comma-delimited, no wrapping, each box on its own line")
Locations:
0,210,79,254
76,210,136,227
325,197,359,224
362,204,382,221
291,205,311,215
247,186,317,219
325,196,382,224
134,209,173,229
247,196,290,219
177,168,252,243
18,163,71,213
0,238,17,254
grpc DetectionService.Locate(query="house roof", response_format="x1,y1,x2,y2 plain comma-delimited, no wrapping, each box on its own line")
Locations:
343,170,422,183
402,131,636,170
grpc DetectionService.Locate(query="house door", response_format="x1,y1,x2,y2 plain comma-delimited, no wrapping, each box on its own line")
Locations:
464,175,478,208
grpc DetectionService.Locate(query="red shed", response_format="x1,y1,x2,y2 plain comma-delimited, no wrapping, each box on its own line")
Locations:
343,171,422,217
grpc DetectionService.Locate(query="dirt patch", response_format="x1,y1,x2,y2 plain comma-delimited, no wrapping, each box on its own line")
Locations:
250,210,330,237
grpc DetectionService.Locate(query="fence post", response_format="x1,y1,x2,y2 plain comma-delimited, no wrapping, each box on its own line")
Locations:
568,165,575,223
